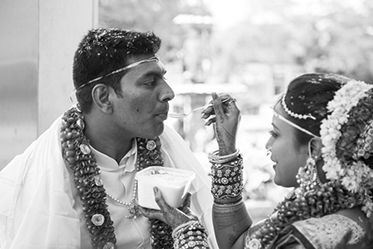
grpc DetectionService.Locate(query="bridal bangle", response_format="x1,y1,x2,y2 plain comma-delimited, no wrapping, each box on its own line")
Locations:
208,149,240,164
172,220,209,249
209,153,244,201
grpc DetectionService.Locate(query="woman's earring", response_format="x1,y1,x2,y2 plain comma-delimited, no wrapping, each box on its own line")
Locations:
296,156,321,191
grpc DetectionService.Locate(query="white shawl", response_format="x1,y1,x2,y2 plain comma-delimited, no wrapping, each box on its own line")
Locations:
0,116,216,248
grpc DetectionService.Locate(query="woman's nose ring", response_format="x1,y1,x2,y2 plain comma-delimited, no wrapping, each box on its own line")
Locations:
266,148,272,156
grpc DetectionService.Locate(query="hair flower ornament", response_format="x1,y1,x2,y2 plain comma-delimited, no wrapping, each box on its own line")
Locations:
320,79,373,221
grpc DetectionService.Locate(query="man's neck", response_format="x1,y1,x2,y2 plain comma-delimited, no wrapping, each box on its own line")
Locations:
83,114,134,164
89,136,133,164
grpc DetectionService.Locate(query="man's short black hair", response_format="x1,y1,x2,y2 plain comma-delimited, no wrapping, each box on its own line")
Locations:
73,28,161,113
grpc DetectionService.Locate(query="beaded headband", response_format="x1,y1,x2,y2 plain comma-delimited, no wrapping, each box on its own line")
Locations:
272,109,319,138
76,56,159,91
320,79,373,221
70,57,160,103
281,94,316,120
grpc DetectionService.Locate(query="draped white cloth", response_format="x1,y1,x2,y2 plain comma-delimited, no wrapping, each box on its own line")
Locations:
0,116,217,249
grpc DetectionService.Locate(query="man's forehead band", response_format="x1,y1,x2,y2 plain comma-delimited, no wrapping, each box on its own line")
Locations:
75,56,159,91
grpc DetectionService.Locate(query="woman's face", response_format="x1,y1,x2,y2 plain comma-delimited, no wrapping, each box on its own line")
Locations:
265,103,309,188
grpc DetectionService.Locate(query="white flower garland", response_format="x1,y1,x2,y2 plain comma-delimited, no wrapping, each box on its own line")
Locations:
320,79,373,219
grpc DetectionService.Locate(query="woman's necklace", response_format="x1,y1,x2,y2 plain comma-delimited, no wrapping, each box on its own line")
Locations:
61,105,173,249
245,181,366,249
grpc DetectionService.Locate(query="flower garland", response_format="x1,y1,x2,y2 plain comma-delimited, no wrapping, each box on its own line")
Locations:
319,80,373,221
61,105,173,249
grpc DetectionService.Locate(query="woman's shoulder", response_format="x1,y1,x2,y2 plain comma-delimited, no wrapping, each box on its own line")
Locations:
293,211,366,235
246,209,373,249
288,210,372,248
335,207,372,233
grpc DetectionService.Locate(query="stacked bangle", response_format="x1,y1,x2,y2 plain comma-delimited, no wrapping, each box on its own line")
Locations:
172,220,209,249
208,149,240,164
209,150,244,201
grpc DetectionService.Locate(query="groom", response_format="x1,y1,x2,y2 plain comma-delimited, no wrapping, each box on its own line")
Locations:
0,28,216,249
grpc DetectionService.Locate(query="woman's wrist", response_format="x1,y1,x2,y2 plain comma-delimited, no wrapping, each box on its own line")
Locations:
172,220,209,249
209,152,244,202
218,147,237,156
212,198,252,249
214,195,242,205
208,149,240,164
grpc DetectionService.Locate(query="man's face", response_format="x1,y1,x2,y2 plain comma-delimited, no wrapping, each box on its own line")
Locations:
108,55,175,139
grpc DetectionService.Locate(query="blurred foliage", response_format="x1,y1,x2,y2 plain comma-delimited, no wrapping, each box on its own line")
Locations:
211,0,373,83
99,0,373,83
99,0,211,62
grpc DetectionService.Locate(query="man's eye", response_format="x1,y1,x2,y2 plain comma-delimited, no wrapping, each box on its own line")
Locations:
143,79,155,85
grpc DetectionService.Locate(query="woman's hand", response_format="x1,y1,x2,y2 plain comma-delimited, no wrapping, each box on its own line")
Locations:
138,187,198,229
202,92,240,155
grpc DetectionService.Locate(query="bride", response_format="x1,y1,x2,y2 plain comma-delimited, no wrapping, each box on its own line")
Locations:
140,73,373,249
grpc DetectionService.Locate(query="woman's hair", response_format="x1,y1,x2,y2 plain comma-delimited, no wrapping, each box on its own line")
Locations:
281,73,349,145
282,73,373,169
72,28,161,113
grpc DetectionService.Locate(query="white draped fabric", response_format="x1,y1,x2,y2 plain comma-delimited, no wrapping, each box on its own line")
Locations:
0,116,216,249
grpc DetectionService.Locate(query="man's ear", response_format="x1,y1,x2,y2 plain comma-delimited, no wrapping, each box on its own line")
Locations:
91,84,113,113
308,137,322,159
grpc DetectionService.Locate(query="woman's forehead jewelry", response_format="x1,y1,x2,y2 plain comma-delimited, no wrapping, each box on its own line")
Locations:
281,94,316,120
273,109,319,138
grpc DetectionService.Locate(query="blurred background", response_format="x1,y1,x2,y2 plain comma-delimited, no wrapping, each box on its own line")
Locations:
1,0,373,222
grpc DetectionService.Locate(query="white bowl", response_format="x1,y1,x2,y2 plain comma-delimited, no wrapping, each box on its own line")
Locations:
135,166,196,209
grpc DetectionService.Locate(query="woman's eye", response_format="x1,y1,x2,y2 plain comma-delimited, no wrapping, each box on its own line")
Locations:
269,130,278,138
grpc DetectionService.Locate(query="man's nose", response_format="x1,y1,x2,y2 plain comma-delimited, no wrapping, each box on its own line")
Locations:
160,81,175,102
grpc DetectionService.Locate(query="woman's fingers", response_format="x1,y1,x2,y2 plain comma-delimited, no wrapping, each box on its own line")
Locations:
153,186,171,211
179,192,193,215
138,206,166,222
204,116,216,126
139,187,194,229
207,92,240,155
138,187,172,223
202,93,232,117
212,92,231,124
179,192,191,210
202,93,237,123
